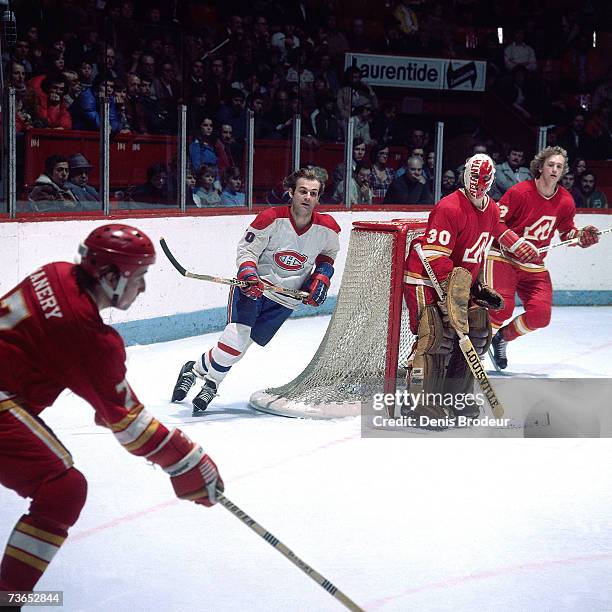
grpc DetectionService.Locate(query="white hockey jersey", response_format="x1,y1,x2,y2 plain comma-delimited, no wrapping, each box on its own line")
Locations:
236,206,341,309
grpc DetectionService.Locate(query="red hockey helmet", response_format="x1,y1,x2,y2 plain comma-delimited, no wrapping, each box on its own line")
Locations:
79,224,156,279
463,154,496,199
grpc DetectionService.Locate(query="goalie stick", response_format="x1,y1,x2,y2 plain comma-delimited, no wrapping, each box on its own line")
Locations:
414,243,505,419
160,238,308,300
217,492,364,612
538,227,611,254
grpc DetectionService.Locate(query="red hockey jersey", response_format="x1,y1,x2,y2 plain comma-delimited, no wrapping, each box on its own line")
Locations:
490,180,578,270
405,189,501,287
0,263,168,457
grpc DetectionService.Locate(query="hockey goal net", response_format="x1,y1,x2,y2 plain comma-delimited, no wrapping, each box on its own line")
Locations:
249,219,427,418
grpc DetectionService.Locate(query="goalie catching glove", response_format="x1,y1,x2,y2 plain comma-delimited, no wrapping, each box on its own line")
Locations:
237,261,264,300
147,429,224,506
578,225,599,248
471,281,504,310
498,229,540,263
302,262,334,307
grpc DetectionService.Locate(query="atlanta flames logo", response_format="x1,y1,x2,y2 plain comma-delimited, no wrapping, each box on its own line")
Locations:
523,216,556,241
274,250,307,270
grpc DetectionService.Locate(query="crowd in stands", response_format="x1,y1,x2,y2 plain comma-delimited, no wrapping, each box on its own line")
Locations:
2,0,610,211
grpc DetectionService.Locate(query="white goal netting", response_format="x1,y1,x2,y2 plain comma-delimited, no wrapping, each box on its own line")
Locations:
250,220,426,418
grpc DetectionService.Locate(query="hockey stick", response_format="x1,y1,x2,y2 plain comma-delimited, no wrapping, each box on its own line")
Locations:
414,244,504,419
537,227,612,254
217,492,364,612
160,238,308,300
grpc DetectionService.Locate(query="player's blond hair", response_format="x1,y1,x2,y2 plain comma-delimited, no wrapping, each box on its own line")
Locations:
284,166,328,195
530,146,569,179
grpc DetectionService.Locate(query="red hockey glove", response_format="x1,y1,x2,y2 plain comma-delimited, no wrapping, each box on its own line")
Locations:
148,429,224,507
302,262,334,307
578,225,599,248
237,262,264,300
499,229,540,263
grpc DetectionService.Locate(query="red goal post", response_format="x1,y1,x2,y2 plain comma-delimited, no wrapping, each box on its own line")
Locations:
249,219,427,419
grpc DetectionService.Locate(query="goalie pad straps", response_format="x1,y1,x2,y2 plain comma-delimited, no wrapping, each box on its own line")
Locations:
444,306,492,397
445,267,471,335
408,304,455,397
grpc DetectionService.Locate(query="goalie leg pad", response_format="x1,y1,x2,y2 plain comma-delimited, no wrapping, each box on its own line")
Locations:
406,305,455,426
445,267,472,334
443,307,492,417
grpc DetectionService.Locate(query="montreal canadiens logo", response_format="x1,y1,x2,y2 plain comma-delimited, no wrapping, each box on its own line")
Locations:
274,250,307,270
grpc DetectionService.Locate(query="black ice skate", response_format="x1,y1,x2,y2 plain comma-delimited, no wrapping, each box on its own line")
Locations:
491,330,508,370
171,360,196,402
192,380,217,416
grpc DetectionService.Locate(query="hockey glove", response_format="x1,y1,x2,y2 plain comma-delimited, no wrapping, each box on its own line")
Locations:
498,229,539,263
578,225,599,248
148,429,224,507
471,281,504,311
303,262,334,307
237,262,264,300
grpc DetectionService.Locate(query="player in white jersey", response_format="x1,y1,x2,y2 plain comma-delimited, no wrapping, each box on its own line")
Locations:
171,167,341,415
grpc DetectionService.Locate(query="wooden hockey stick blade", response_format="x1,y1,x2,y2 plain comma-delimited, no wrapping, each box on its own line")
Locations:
538,227,612,254
159,238,308,299
217,492,364,612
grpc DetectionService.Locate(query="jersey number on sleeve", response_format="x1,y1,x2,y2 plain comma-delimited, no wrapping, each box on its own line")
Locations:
0,290,31,331
426,228,451,245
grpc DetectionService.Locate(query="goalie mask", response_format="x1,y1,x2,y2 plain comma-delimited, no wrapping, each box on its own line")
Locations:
79,224,156,303
464,154,495,199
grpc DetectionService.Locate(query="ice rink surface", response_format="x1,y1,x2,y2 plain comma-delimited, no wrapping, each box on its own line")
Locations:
1,307,612,611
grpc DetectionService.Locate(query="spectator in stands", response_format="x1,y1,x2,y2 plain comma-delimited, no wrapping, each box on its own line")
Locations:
113,80,134,133
194,164,222,207
337,66,378,126
393,1,419,38
561,31,606,93
313,53,340,97
332,137,367,191
216,87,247,142
347,17,371,53
503,29,537,73
152,61,180,105
189,117,228,173
264,89,294,140
320,14,349,61
333,164,374,205
586,101,612,159
371,103,403,146
493,147,532,197
383,155,433,205
126,162,174,206
369,144,395,200
27,155,78,212
271,22,300,63
64,153,101,208
137,54,156,84
423,150,435,192
92,45,122,81
571,157,587,182
78,60,94,89
184,59,205,100
352,104,374,145
185,167,202,207
592,66,612,112
11,39,33,76
7,61,37,127
285,48,315,102
216,123,235,167
560,171,582,203
135,76,169,135
312,94,342,142
205,58,234,113
559,112,597,161
373,16,406,54
440,169,457,197
36,75,72,130
220,167,246,207
574,171,608,209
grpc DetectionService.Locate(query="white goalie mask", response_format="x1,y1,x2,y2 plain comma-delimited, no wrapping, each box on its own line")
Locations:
464,154,496,199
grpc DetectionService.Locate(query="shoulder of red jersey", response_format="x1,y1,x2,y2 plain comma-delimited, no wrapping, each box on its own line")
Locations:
250,206,291,230
555,185,576,207
507,179,537,197
312,211,341,233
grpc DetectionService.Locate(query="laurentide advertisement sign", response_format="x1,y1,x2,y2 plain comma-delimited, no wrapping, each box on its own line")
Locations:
345,52,487,92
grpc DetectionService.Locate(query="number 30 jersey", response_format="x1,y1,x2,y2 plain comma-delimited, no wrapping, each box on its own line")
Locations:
404,189,502,287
